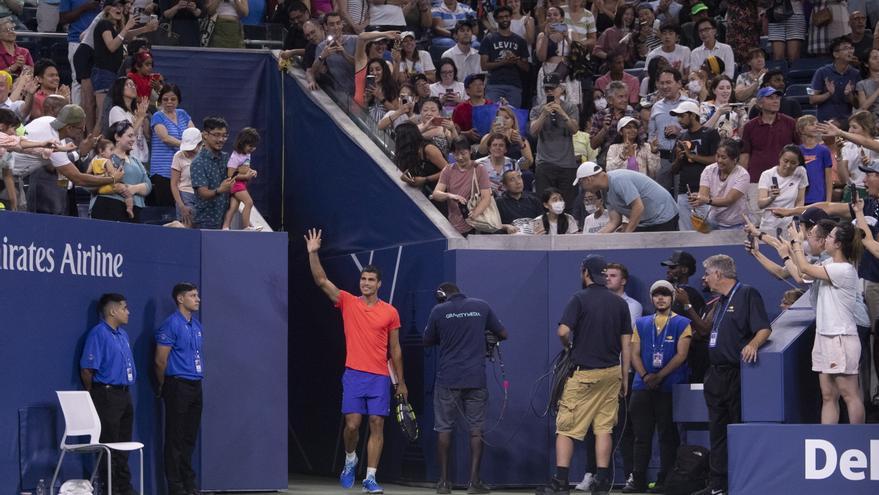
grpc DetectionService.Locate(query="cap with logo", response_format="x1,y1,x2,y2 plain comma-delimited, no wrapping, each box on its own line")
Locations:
660,250,697,275
669,101,701,116
580,254,608,286
572,161,603,185
757,87,782,99
544,72,562,88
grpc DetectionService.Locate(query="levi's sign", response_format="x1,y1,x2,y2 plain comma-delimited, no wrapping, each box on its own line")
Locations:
805,439,879,481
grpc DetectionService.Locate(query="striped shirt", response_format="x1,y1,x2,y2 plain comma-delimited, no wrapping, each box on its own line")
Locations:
432,2,475,31
150,109,192,178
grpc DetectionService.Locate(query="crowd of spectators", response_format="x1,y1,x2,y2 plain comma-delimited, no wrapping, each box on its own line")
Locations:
285,0,879,240
0,0,270,230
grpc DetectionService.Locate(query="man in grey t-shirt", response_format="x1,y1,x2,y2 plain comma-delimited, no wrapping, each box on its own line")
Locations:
529,73,579,208
574,163,679,232
312,12,357,96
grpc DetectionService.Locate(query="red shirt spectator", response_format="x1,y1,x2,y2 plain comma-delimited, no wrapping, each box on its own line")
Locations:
451,73,491,141
741,88,800,183
0,21,33,76
594,54,640,106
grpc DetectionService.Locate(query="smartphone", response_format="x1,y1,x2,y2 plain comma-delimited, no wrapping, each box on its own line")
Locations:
747,233,755,249
686,184,693,195
401,96,410,105
431,117,445,126
445,88,454,94
771,176,779,188
776,227,783,238
552,23,567,33
793,215,801,232
848,183,857,205
230,170,240,179
546,95,555,103
366,74,376,89
150,14,158,23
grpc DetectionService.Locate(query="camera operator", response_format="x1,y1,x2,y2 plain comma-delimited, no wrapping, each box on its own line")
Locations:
423,283,507,495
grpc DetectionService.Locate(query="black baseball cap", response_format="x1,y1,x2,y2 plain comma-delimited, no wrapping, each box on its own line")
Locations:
661,250,697,275
800,206,832,226
580,254,608,286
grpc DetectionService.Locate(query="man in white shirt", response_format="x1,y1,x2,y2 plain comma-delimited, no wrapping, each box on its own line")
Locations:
646,23,690,77
689,18,734,79
440,20,481,82
13,104,119,214
367,0,407,30
606,262,643,324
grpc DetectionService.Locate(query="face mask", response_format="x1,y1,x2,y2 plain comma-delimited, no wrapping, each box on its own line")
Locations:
594,97,607,111
584,203,598,215
550,201,565,215
687,80,702,93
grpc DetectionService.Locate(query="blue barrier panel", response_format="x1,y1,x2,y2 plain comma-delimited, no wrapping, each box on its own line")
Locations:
199,230,289,490
153,48,283,228
0,212,288,492
729,424,879,494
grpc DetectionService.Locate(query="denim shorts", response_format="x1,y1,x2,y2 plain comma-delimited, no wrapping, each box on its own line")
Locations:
91,67,118,93
341,368,391,417
176,191,196,222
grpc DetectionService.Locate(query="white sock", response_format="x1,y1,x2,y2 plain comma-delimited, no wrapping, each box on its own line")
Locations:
345,451,357,464
366,467,377,480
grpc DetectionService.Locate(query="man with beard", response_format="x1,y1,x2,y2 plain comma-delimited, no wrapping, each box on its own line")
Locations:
479,6,528,108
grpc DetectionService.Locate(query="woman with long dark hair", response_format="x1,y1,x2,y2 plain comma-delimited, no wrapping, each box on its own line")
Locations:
107,77,150,166
90,121,152,222
757,144,808,234
639,55,669,103
701,75,746,140
592,3,636,66
533,187,578,234
791,220,865,424
688,139,749,229
394,121,447,196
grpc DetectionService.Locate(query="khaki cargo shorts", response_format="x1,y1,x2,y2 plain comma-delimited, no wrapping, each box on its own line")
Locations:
555,365,621,439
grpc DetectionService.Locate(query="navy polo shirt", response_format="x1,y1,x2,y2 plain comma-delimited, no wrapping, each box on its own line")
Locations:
156,310,204,381
80,321,136,386
859,195,879,283
423,293,505,389
811,63,860,122
559,285,633,369
708,283,771,366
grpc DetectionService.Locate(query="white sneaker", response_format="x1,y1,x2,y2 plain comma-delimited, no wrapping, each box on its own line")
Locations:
574,472,595,491
244,225,263,231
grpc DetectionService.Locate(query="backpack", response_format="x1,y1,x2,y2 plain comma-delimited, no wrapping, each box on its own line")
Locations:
663,445,710,495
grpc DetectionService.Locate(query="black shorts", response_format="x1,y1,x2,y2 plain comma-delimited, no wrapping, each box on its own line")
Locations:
433,386,487,433
73,44,94,83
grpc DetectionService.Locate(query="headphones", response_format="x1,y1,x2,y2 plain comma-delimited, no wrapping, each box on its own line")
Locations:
435,288,448,303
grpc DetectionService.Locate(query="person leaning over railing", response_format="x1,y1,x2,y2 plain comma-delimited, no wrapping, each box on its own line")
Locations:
394,121,447,197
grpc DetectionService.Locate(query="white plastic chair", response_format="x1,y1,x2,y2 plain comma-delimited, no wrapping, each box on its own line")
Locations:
50,391,144,495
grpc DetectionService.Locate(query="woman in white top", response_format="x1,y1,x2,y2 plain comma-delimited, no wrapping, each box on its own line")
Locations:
396,31,436,83
534,187,578,234
564,0,596,51
429,58,465,116
757,144,808,234
535,6,581,107
107,77,150,165
837,110,879,199
701,76,746,140
790,220,865,424
508,0,536,48
170,127,202,227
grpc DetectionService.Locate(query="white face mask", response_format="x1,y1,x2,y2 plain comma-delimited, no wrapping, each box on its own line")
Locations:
687,80,702,93
594,97,607,111
584,202,598,215
550,201,565,215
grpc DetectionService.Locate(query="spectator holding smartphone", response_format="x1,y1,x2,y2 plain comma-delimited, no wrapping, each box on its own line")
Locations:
756,144,808,235
417,97,457,157
429,58,464,116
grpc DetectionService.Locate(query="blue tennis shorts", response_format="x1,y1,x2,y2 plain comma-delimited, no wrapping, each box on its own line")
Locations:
341,368,391,417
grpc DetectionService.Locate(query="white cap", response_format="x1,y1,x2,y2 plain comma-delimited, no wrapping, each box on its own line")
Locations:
572,162,603,185
650,279,676,295
180,127,202,151
669,100,701,116
616,116,639,132
401,31,416,40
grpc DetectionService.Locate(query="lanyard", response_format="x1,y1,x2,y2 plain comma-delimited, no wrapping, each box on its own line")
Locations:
711,282,741,338
651,312,672,353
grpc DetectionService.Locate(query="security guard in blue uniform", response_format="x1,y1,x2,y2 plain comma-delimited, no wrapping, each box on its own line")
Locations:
155,283,204,495
80,293,137,495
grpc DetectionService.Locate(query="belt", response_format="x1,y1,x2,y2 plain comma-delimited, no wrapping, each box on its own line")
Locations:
659,150,674,159
167,376,202,385
93,382,129,391
709,363,738,370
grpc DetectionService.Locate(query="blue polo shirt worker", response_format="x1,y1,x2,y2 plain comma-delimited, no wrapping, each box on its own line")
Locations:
79,293,138,495
626,280,692,493
155,283,204,495
693,255,771,495
423,283,507,495
538,254,632,495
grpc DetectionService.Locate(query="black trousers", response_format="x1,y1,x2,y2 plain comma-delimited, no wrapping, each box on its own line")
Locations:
630,389,679,482
703,365,741,491
89,385,134,494
634,215,680,232
163,377,204,495
534,163,578,209
90,196,142,223
148,174,175,207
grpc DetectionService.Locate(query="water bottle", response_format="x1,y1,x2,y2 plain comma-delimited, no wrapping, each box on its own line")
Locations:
35,479,46,495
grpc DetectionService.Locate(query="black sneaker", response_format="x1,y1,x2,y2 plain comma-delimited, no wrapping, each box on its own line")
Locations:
621,473,646,493
535,477,569,495
690,487,724,495
590,476,611,495
436,480,452,494
467,481,490,494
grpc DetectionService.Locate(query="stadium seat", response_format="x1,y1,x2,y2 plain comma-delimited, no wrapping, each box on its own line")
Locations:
765,59,788,74
785,83,812,106
787,57,831,84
